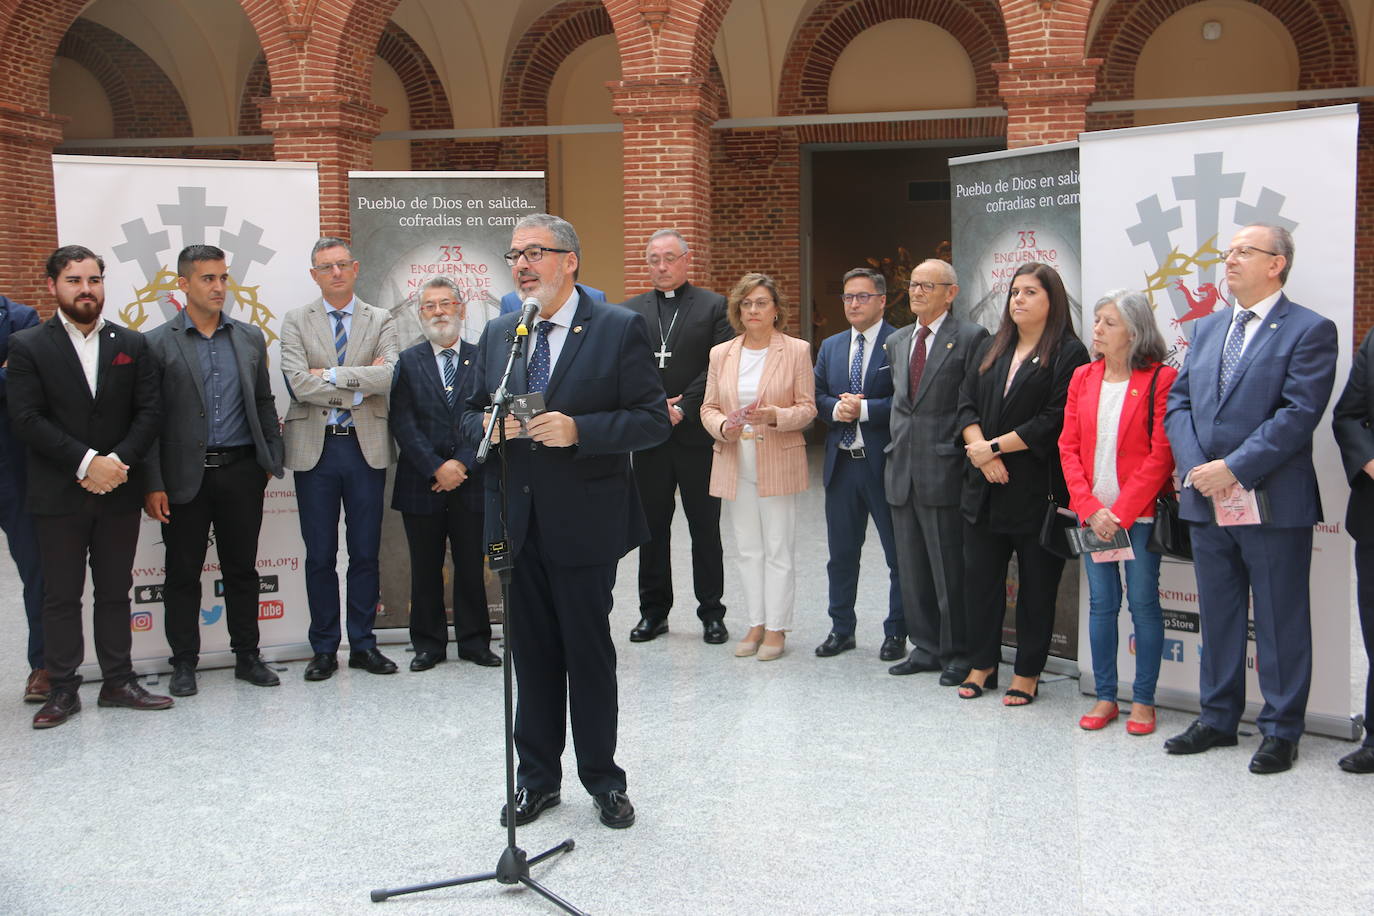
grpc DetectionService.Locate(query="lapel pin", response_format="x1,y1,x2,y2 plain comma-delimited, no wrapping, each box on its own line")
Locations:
1269,323,1277,329
1130,389,1138,396
573,325,583,334
463,359,470,366
946,342,954,349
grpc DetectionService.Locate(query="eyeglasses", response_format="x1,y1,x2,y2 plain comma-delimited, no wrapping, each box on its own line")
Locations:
311,260,356,274
1220,246,1279,261
503,246,572,266
840,292,882,304
647,253,684,267
909,281,953,293
419,298,460,313
739,297,774,312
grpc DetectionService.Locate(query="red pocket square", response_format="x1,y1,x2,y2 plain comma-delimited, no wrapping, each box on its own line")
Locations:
112,351,134,366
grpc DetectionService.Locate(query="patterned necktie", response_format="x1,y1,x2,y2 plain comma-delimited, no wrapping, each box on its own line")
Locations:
526,320,554,393
840,332,865,448
440,348,457,407
330,310,352,428
1218,309,1256,396
909,325,932,395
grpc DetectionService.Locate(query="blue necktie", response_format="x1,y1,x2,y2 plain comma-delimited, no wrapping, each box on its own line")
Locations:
441,348,457,407
1218,309,1256,396
330,310,352,428
526,321,554,393
840,333,864,448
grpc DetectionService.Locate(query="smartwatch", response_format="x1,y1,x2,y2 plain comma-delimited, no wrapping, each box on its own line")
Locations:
989,440,1001,454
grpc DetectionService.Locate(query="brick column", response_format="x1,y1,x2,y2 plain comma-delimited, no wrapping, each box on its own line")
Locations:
0,104,65,307
258,95,384,240
994,57,1101,148
609,78,719,283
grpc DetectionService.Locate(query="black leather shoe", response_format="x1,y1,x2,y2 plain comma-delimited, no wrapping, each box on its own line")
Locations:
888,653,940,676
500,787,561,827
592,790,636,829
349,648,398,675
1164,720,1238,755
32,690,80,729
409,650,446,672
97,680,173,710
1338,745,1374,774
303,653,338,681
235,653,280,687
1249,735,1298,774
168,662,197,697
458,647,502,667
879,635,907,662
815,633,856,657
629,617,669,642
702,619,729,644
939,665,971,687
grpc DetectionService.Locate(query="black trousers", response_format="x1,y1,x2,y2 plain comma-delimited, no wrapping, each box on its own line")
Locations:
402,491,491,655
963,522,1066,676
510,512,624,795
891,498,967,668
631,439,724,622
163,455,268,664
1352,541,1374,747
34,509,141,692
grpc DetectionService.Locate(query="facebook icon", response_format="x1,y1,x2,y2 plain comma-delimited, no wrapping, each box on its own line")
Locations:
1161,638,1185,662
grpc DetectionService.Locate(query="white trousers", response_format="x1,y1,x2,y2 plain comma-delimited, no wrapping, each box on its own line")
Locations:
730,439,797,631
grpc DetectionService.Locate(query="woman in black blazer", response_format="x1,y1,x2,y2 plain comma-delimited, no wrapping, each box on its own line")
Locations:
956,262,1089,705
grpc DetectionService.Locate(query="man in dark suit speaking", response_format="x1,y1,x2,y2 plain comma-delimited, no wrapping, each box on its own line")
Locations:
143,245,285,697
7,245,170,728
463,213,670,830
620,229,732,645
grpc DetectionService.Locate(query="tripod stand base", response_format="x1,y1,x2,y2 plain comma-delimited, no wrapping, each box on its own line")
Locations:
369,839,584,914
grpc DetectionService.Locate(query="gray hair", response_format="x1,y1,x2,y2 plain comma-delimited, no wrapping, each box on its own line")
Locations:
310,237,352,265
1250,223,1294,284
647,229,689,257
513,213,580,258
1094,289,1168,369
419,276,460,303
842,267,886,295
915,258,957,285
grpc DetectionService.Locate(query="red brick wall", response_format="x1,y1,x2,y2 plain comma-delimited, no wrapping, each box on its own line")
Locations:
56,19,192,139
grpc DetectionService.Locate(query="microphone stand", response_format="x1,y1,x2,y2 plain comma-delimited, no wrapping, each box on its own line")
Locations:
370,317,585,915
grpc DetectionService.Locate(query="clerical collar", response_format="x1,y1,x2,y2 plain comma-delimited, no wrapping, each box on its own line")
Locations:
656,284,686,300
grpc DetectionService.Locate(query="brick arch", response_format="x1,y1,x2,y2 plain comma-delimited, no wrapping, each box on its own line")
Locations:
238,54,272,136
602,0,732,82
502,0,616,128
56,19,193,139
778,0,1009,116
0,0,95,113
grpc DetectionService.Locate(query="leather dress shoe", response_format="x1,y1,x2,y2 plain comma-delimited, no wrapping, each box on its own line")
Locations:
1164,720,1238,755
235,653,280,687
629,617,669,642
939,665,971,687
888,653,940,676
592,790,636,829
815,633,856,657
879,635,908,662
304,653,338,680
1338,745,1374,774
349,648,398,675
458,647,502,667
168,662,198,697
32,690,80,729
1249,735,1298,774
500,787,561,827
97,680,173,710
24,668,50,703
409,650,446,672
702,619,729,644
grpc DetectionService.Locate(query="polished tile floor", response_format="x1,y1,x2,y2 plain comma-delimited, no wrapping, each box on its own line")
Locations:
1,448,1370,914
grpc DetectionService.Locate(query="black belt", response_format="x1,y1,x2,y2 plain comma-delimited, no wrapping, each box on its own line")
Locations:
324,425,356,436
841,447,866,459
204,446,253,468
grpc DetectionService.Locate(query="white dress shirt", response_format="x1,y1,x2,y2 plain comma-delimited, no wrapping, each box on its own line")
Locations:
832,321,882,449
531,287,580,377
1230,288,1282,359
57,310,119,480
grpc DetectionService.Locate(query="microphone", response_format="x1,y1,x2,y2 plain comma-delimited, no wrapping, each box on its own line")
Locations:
517,297,540,337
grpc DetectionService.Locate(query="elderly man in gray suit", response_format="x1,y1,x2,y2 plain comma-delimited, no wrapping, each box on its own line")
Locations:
281,237,399,681
144,245,285,696
884,259,989,684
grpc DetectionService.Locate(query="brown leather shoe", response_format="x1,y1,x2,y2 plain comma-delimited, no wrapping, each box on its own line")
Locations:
24,668,50,704
32,690,80,729
97,680,174,710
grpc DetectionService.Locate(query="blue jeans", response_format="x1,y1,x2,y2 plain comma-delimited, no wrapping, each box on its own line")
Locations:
1083,520,1163,705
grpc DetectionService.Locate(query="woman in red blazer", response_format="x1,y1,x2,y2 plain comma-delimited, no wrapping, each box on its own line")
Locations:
1059,290,1177,736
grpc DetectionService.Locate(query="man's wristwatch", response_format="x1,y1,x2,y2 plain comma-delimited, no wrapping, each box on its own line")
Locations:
989,440,1001,454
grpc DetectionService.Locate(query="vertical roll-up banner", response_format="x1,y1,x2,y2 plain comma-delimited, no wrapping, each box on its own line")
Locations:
348,171,545,629
950,144,1083,664
1079,106,1357,738
52,155,322,675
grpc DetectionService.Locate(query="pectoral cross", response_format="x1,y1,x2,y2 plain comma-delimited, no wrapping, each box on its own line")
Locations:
654,348,672,369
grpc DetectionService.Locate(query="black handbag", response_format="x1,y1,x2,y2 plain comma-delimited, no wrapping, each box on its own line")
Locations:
1142,366,1193,560
1038,456,1078,560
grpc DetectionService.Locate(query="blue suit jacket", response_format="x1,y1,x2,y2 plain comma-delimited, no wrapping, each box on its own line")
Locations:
814,322,895,487
500,286,607,315
462,285,671,565
0,295,40,468
1164,292,1338,525
391,338,483,514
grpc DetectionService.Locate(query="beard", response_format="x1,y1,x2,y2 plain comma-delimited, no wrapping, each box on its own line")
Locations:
421,313,460,346
58,294,103,326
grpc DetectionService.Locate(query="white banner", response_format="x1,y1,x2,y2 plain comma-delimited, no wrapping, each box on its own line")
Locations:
52,155,321,675
1078,106,1358,738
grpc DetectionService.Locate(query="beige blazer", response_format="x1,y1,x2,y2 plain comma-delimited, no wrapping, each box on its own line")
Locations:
700,331,816,500
280,297,399,471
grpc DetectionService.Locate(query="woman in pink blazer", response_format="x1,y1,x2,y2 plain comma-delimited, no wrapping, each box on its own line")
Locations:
1058,290,1177,736
701,273,816,661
